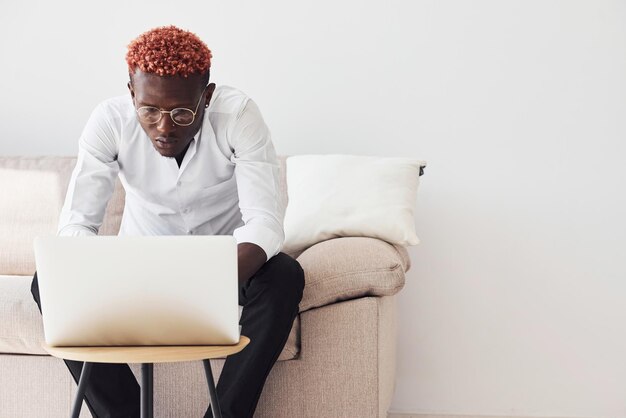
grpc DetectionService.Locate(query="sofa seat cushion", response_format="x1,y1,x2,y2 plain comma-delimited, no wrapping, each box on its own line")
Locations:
294,237,409,313
0,275,299,361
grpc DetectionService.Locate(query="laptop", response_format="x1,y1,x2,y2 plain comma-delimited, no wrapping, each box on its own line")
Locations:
33,235,241,347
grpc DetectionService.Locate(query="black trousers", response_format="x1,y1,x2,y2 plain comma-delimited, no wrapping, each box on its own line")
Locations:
30,252,305,418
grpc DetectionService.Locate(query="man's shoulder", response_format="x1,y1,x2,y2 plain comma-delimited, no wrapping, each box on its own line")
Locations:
86,95,135,124
78,95,134,143
95,94,134,117
210,85,252,116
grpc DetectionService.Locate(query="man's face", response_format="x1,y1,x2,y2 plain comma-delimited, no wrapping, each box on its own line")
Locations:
128,69,216,159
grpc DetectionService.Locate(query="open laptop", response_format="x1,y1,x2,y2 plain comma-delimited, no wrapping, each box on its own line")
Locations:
33,235,241,347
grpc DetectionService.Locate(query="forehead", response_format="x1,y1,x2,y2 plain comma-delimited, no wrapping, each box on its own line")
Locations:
131,70,204,107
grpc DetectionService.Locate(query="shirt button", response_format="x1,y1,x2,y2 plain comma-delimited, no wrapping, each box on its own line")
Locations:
182,208,190,214
176,181,182,186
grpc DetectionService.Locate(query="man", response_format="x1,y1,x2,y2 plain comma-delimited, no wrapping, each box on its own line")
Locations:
29,25,305,418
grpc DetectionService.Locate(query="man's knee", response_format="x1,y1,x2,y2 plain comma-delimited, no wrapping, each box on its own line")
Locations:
273,252,305,299
259,252,305,308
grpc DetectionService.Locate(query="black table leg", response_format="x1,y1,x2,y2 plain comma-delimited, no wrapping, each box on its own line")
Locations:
203,360,222,418
141,363,153,418
71,361,93,418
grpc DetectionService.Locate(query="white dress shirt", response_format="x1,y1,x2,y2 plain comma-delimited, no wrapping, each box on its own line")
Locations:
57,85,285,261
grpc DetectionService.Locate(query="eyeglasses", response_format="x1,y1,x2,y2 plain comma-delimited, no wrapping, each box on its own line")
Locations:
135,84,208,127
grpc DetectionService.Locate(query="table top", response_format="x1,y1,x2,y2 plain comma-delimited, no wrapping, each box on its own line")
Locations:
41,336,250,364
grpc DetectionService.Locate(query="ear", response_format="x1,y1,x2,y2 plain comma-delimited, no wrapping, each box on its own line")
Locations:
204,83,216,108
127,81,135,101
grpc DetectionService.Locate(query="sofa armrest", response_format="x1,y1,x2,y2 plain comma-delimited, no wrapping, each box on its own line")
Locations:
293,237,410,313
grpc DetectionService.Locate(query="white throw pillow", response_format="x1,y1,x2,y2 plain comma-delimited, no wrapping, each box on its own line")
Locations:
282,154,426,254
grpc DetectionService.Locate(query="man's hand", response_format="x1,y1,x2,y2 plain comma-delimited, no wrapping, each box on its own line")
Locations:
237,242,267,285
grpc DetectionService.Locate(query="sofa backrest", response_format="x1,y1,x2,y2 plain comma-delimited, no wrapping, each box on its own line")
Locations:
0,155,290,276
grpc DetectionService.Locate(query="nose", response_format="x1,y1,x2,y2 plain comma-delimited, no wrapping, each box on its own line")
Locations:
156,113,175,135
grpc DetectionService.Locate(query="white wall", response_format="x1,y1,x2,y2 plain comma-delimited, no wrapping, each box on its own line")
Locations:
1,1,625,417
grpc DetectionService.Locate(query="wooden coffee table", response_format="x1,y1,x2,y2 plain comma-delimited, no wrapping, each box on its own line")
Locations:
42,336,250,418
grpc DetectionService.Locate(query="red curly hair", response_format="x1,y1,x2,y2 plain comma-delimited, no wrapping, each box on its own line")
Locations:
126,25,212,78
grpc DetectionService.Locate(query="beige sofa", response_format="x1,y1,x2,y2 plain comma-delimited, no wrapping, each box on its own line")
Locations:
0,155,411,418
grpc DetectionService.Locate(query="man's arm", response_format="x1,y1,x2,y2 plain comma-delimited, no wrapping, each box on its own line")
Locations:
238,242,267,285
58,102,120,236
228,98,285,283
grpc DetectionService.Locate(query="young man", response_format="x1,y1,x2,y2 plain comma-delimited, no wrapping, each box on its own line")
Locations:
29,25,305,418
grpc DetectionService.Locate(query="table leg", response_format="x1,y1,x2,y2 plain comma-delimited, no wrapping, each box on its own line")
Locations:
141,363,154,418
203,359,222,418
70,361,93,418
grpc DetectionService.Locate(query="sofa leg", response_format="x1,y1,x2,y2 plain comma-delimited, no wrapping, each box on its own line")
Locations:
71,362,93,418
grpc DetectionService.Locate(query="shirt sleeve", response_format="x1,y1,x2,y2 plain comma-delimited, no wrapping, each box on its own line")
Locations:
57,102,120,237
227,98,285,261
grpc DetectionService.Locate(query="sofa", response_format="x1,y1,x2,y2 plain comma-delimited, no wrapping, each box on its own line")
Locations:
0,155,411,418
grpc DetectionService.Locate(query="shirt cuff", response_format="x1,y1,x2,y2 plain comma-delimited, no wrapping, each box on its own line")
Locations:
232,222,283,261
